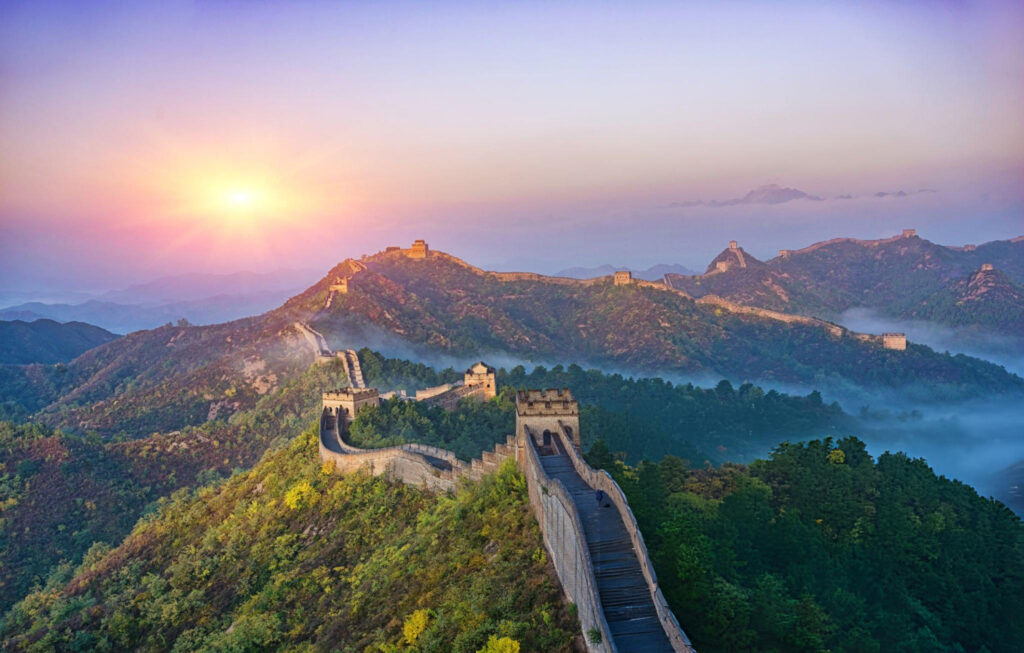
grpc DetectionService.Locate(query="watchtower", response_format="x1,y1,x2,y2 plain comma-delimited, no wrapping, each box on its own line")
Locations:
981,263,994,271
516,388,580,452
882,333,907,351
409,239,429,259
902,229,916,238
729,240,738,250
464,361,497,400
329,278,349,294
613,270,633,286
322,387,380,427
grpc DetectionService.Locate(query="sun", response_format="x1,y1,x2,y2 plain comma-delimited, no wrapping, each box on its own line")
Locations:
224,188,257,209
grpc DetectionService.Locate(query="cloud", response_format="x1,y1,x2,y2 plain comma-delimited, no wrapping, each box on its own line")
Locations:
671,184,824,209
671,185,941,209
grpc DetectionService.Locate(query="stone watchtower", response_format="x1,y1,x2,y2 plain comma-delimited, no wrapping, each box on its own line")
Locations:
409,239,429,259
515,389,580,452
902,229,916,238
981,263,994,271
613,270,633,286
322,387,380,428
729,240,738,250
882,333,907,351
464,361,497,400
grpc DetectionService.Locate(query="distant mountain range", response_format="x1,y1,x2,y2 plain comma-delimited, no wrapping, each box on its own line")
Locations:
555,263,697,280
0,319,119,364
0,269,320,333
671,184,939,208
664,233,1024,336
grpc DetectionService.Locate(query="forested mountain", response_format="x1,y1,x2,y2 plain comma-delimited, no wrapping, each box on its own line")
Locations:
665,233,1024,335
1,429,576,652
0,319,118,364
0,361,348,611
0,350,848,615
592,437,1024,652
297,248,1021,400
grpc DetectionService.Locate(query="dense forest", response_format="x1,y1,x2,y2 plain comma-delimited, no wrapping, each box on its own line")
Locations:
0,360,348,612
299,250,1023,402
1,428,575,652
588,438,1024,652
355,350,851,464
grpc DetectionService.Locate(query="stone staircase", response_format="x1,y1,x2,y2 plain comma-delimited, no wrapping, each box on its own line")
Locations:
539,440,676,653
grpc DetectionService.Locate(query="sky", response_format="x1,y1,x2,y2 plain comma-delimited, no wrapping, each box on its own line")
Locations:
1,0,1022,296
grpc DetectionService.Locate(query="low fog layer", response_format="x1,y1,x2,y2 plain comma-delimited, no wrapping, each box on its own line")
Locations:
318,317,1024,513
840,307,1024,377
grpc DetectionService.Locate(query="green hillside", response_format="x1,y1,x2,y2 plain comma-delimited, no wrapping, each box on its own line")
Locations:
666,234,1024,335
1,428,575,653
0,360,348,612
299,250,1022,401
593,437,1024,652
0,319,119,365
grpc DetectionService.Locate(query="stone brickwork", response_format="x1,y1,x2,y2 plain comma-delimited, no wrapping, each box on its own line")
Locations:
515,388,581,450
614,270,633,286
322,387,380,427
318,384,693,652
882,333,907,350
463,361,497,399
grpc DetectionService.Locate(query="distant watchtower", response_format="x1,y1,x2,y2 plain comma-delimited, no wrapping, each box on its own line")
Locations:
516,389,580,452
614,270,633,286
464,361,497,400
778,249,791,258
729,240,739,250
322,388,380,427
981,263,994,271
409,239,429,259
329,278,349,294
882,333,907,351
902,229,916,238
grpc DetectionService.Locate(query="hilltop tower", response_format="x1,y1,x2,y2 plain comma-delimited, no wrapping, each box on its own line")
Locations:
409,239,429,259
778,249,791,258
329,278,349,294
322,387,380,427
515,388,580,452
882,333,907,351
613,270,633,286
902,229,916,238
729,240,738,250
981,263,994,271
464,361,497,399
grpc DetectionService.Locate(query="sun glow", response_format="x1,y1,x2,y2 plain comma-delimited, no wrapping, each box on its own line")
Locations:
224,188,257,208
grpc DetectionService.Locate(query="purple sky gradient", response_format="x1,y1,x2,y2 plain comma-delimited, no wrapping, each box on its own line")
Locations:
1,0,1022,295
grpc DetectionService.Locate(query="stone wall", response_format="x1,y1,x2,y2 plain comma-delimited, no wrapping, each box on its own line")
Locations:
318,387,694,652
520,429,615,652
551,424,696,652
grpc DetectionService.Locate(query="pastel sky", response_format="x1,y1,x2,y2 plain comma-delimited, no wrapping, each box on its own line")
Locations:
2,0,1022,294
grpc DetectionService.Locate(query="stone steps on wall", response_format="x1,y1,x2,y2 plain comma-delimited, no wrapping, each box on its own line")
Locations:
538,447,675,653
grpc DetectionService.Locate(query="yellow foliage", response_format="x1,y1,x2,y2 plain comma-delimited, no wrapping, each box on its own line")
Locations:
827,449,846,464
402,608,431,645
284,480,316,510
477,635,520,653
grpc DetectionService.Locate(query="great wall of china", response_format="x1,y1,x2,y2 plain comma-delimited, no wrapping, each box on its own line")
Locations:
323,240,909,351
317,353,696,652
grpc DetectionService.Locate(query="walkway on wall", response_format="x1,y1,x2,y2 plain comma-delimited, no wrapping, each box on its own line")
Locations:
538,438,675,653
344,350,366,388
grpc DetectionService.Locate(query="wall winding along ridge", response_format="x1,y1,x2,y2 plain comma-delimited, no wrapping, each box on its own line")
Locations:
318,388,695,652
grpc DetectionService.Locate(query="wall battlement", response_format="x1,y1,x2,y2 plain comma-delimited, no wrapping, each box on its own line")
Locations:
318,383,694,652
